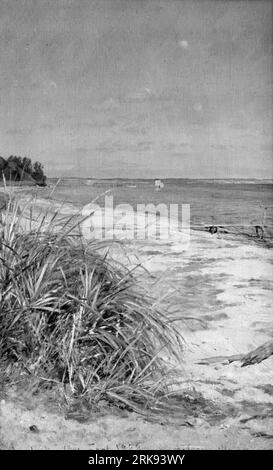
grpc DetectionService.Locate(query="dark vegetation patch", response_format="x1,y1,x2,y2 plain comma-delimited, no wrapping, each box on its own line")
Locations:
239,401,273,419
220,388,238,398
150,390,235,425
202,312,229,322
255,384,273,396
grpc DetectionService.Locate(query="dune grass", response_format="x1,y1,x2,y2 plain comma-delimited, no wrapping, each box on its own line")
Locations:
0,195,182,413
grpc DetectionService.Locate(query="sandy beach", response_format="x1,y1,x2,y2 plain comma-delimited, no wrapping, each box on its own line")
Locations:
1,193,272,449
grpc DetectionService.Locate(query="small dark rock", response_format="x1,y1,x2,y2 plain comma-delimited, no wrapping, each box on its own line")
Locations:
29,425,39,433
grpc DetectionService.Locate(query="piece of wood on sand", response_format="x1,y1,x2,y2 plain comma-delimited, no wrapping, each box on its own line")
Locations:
197,339,273,367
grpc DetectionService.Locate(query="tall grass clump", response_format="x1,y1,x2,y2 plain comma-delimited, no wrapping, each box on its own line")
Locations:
0,196,182,413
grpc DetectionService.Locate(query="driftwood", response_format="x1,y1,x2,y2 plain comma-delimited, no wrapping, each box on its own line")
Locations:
204,224,267,240
197,339,273,367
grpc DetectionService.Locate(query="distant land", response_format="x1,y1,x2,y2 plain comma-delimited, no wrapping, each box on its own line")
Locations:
48,177,273,184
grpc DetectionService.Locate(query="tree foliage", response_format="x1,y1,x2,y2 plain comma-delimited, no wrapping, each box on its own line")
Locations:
0,155,46,186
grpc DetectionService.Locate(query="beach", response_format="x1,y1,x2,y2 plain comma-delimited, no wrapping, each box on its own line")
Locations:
1,184,273,449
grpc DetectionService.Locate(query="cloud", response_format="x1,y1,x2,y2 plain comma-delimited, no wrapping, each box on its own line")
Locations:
6,128,25,135
260,142,273,152
171,152,190,157
89,139,154,155
123,88,156,102
125,125,148,136
92,98,120,111
164,142,190,152
42,80,58,96
193,103,203,112
210,144,229,150
179,40,189,49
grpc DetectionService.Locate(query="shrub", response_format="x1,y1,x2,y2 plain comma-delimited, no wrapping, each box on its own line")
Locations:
0,197,182,412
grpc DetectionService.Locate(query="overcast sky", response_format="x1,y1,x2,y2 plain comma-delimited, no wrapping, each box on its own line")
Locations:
0,0,272,178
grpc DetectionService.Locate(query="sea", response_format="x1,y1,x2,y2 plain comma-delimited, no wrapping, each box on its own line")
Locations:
46,178,273,244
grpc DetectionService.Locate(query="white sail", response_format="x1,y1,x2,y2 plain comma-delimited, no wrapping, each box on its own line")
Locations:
155,179,164,190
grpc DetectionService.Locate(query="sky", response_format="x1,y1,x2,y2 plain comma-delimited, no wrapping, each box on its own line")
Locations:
0,0,272,178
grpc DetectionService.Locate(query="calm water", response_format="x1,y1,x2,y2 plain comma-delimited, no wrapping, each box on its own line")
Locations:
47,178,273,241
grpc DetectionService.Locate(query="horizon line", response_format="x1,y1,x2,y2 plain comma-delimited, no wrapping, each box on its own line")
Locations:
47,176,273,181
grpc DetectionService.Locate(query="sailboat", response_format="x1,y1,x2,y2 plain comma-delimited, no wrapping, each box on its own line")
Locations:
154,179,164,191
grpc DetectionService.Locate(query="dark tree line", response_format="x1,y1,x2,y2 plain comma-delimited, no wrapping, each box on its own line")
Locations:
0,155,47,186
